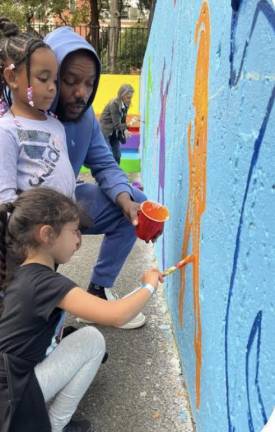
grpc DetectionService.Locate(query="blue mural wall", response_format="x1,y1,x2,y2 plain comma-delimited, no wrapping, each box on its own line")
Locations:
140,1,275,431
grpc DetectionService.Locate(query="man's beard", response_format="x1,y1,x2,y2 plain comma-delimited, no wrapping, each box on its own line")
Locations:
56,98,87,121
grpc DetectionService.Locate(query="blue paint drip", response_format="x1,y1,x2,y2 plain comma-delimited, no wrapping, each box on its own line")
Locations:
229,1,275,88
231,0,242,12
225,3,275,430
246,311,267,432
225,86,275,431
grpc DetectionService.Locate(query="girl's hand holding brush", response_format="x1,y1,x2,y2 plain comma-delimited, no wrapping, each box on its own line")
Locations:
141,268,164,289
139,255,193,296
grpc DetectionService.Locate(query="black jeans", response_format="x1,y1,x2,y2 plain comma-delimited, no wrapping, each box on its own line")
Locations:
108,134,121,165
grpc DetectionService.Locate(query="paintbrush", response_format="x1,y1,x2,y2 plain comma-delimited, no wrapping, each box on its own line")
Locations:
162,255,194,277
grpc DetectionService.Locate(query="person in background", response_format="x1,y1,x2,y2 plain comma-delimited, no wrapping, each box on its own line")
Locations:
99,84,134,164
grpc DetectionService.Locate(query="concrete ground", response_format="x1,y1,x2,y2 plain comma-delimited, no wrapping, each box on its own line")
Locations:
60,234,195,432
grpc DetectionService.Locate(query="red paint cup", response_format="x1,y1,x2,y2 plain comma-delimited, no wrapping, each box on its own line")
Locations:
136,200,170,242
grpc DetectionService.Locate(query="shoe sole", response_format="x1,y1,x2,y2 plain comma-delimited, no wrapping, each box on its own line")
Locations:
76,317,95,324
117,315,146,330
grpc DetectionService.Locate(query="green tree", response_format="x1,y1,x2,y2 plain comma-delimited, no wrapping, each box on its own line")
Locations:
117,25,148,73
0,0,86,29
0,0,42,28
0,0,153,73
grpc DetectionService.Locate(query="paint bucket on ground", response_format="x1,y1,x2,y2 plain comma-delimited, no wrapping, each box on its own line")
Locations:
136,200,169,242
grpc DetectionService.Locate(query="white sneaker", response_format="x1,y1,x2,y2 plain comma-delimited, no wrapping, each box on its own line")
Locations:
104,288,119,301
117,312,146,329
76,288,146,329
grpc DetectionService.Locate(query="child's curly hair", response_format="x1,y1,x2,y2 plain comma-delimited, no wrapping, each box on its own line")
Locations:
0,16,49,106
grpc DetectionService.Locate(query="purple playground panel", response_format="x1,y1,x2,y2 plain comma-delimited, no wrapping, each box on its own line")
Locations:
123,132,140,150
120,132,141,173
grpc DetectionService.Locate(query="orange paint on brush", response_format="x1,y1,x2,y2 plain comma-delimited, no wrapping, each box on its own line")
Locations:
178,1,210,409
176,255,194,269
162,255,194,277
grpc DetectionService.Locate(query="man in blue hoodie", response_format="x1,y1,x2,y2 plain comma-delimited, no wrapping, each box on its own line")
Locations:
45,27,147,329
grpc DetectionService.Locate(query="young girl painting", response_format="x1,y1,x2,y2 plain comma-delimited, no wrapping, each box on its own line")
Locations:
0,188,162,432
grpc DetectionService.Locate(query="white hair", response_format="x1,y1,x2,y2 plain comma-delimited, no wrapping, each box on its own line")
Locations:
117,84,134,99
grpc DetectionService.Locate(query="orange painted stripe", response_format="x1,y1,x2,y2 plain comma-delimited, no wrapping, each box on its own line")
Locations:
178,1,211,409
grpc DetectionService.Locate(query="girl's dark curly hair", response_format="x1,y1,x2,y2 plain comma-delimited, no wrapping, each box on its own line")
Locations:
0,16,49,106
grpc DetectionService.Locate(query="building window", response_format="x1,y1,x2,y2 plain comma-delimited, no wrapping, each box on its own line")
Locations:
69,0,76,12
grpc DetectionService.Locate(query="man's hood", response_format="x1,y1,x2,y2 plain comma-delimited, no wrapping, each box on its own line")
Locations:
44,27,101,111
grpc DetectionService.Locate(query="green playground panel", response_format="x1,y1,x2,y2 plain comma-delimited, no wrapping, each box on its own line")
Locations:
120,158,141,173
80,166,90,174
80,158,140,174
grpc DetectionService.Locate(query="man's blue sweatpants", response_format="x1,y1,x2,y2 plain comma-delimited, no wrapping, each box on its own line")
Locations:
75,182,146,288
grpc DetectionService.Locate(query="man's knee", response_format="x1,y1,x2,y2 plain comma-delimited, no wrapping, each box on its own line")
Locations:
75,182,109,221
